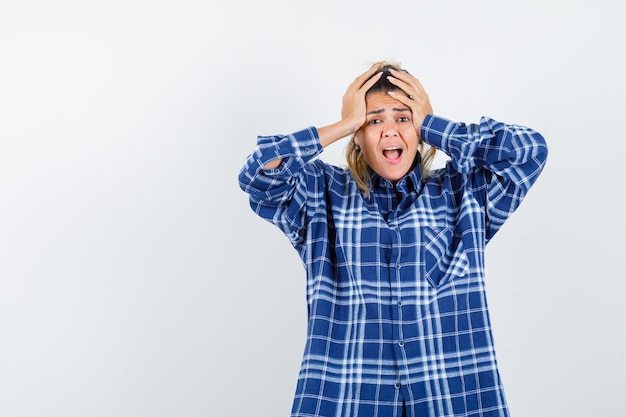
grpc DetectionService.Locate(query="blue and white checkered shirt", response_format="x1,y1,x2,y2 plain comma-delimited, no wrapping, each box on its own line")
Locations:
239,114,548,417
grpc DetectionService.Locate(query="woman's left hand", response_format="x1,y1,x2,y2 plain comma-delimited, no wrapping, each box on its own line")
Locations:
386,69,433,134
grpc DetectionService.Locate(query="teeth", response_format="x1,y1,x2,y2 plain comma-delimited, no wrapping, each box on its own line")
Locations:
384,146,401,150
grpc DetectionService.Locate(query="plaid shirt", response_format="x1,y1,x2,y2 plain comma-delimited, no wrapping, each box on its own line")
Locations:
238,114,548,417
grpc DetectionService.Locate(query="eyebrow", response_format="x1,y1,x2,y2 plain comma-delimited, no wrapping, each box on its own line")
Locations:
367,107,410,115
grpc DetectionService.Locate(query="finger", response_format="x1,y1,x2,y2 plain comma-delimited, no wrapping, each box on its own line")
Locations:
389,68,417,85
359,71,383,92
350,65,381,87
386,76,414,98
411,77,427,96
387,90,429,116
388,68,425,97
387,90,414,106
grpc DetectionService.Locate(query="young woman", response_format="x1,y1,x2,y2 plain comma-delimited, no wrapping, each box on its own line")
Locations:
238,62,548,417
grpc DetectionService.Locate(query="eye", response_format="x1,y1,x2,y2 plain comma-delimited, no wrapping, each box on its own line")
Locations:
398,116,410,123
368,119,382,125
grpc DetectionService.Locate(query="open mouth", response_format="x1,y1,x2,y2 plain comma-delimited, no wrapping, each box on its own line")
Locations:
382,146,403,161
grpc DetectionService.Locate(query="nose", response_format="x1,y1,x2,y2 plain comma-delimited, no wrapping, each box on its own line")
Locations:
383,125,398,137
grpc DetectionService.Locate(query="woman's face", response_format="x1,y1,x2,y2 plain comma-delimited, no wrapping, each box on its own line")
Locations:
354,91,420,183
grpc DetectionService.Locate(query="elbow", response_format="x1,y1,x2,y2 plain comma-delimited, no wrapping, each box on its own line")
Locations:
238,164,255,193
532,131,549,168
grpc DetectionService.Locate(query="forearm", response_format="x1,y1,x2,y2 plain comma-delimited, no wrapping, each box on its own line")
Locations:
242,127,321,188
317,119,361,148
262,119,359,170
262,158,283,170
422,115,548,178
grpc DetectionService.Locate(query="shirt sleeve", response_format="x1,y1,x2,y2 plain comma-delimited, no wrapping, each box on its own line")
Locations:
237,127,323,246
421,114,549,241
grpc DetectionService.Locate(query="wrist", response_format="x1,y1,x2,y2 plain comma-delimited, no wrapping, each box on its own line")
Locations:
318,119,361,148
339,117,363,136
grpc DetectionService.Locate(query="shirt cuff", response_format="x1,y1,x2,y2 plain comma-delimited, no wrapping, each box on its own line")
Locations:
288,126,322,160
420,114,457,150
259,126,323,176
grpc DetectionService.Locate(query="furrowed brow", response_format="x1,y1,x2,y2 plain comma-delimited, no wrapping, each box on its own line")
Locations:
367,107,411,115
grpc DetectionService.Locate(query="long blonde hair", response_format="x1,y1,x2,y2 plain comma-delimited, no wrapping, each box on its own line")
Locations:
345,61,436,197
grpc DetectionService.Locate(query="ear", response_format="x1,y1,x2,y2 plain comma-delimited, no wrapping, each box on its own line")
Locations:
353,131,362,148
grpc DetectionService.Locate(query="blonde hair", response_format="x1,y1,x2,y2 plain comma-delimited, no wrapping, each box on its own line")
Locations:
345,61,437,197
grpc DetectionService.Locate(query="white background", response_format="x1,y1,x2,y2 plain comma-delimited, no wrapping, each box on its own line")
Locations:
1,1,624,416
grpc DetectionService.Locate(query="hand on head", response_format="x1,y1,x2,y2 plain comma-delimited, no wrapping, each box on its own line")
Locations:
386,68,433,134
340,63,433,136
340,65,383,135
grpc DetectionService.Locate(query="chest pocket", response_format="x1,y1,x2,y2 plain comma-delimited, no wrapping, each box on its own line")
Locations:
423,226,469,288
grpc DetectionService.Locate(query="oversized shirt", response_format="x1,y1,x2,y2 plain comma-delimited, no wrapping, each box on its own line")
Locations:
238,114,548,417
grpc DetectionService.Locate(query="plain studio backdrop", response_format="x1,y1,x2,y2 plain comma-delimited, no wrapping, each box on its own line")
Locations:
1,1,624,416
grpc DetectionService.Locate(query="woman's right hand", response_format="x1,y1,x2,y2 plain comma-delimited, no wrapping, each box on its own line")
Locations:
318,65,382,149
340,65,383,134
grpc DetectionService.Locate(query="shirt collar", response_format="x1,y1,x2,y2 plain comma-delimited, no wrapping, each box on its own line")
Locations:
370,155,425,195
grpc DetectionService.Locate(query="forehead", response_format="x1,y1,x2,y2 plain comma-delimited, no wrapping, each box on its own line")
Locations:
365,91,408,113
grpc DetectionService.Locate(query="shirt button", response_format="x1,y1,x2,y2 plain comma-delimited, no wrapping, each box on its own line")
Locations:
394,382,401,389
395,264,401,270
398,341,405,347
397,301,402,307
